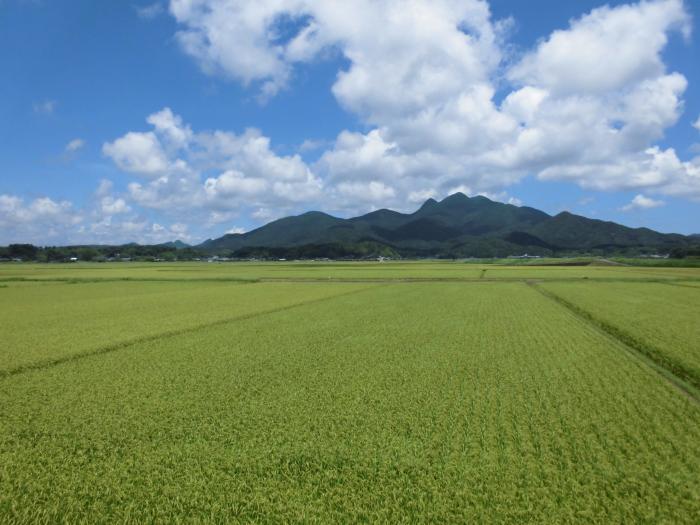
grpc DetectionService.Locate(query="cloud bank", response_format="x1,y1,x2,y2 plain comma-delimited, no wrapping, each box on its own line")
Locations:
4,0,699,244
163,0,700,210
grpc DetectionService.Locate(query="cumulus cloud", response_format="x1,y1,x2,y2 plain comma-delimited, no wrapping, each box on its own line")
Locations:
0,195,81,245
164,0,699,210
103,108,322,220
0,176,199,245
146,107,192,149
103,132,173,176
298,139,327,153
99,196,131,215
6,0,694,246
4,0,665,246
169,0,501,104
622,194,666,211
82,217,193,245
136,2,164,20
336,180,396,205
65,138,85,153
508,0,690,95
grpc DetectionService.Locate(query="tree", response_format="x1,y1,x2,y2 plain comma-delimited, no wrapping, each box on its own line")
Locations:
8,244,38,260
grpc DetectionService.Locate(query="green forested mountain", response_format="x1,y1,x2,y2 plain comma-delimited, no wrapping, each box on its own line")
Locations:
199,193,690,257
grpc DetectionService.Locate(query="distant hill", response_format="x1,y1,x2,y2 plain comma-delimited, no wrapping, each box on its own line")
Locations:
199,193,691,257
158,240,190,249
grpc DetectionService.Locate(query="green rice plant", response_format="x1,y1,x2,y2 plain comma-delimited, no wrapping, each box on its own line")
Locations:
540,281,700,390
3,261,700,283
0,280,376,375
0,281,698,522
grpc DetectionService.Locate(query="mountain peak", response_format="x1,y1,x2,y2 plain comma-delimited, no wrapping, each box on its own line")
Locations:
554,211,575,218
199,193,688,255
299,211,334,218
418,197,438,210
440,192,470,203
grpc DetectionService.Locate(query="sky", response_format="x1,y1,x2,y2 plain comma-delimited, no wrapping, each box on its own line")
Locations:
0,0,699,246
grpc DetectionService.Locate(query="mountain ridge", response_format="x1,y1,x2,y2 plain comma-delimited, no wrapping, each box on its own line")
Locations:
199,193,691,257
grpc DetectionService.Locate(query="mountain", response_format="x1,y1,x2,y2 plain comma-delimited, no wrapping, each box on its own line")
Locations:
158,240,190,249
199,193,692,257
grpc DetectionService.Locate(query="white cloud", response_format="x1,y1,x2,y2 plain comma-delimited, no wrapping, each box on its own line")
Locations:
7,0,695,246
0,178,199,245
136,2,164,20
95,179,114,198
508,0,689,95
22,0,677,245
476,191,523,207
0,195,77,223
169,0,501,105
507,196,523,207
64,138,85,154
298,139,327,152
204,170,269,198
103,131,175,176
33,100,56,115
169,0,300,99
337,180,396,204
693,115,700,131
164,0,700,208
99,196,131,215
82,217,194,245
146,107,192,148
0,195,82,245
206,210,238,226
226,226,246,234
251,207,281,222
501,87,548,125
103,108,322,219
78,179,195,245
408,189,437,204
538,146,700,200
622,194,666,211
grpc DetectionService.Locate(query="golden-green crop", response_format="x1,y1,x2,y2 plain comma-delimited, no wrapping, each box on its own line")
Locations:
0,264,698,522
539,280,700,390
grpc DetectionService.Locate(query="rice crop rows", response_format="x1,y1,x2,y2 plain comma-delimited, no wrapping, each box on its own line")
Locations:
539,281,700,390
1,277,699,522
3,261,699,283
0,280,375,375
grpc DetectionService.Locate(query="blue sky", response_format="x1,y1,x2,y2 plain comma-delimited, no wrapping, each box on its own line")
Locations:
1,0,698,245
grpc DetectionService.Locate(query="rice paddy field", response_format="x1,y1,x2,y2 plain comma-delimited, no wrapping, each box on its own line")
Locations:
1,261,699,522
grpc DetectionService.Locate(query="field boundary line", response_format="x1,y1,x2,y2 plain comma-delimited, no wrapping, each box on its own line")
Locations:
2,276,700,285
256,276,700,284
0,284,384,380
0,277,261,284
526,281,700,403
656,281,700,290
